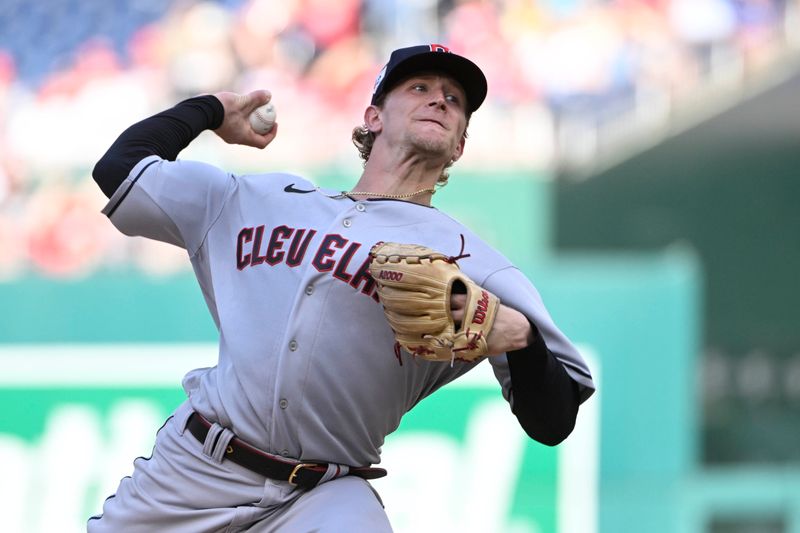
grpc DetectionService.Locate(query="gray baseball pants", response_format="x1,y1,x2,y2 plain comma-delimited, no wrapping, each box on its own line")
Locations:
87,401,392,532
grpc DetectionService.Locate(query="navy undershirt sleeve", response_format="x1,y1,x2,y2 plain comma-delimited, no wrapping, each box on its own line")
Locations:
92,95,224,198
506,322,581,446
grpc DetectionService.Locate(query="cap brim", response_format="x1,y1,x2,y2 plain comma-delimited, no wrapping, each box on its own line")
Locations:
374,52,487,113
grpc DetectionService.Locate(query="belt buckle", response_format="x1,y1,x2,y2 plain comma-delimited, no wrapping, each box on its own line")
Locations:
288,463,317,486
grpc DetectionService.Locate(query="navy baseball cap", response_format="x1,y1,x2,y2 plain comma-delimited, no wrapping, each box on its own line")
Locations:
370,44,488,114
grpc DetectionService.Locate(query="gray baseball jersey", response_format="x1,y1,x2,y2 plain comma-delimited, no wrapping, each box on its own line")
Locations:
103,154,594,469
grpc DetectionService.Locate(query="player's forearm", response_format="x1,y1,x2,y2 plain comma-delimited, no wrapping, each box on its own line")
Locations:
506,322,580,446
92,95,224,198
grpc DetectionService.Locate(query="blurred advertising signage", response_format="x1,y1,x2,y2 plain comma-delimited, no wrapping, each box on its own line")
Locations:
0,344,598,533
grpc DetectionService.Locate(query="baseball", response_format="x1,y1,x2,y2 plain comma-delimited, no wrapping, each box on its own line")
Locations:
249,102,277,134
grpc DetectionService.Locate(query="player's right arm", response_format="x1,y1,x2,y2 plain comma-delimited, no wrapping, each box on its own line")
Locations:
91,91,276,252
92,91,275,199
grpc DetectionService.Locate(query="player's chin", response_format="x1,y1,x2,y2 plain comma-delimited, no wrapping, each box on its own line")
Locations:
409,130,455,157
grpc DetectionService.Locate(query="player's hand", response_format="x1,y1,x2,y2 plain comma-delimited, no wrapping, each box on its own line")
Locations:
212,90,278,149
451,294,533,355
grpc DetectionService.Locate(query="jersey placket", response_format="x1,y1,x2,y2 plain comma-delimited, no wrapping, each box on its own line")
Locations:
267,201,366,460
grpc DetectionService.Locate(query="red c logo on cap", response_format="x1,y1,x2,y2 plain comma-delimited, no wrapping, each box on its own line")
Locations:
429,44,451,53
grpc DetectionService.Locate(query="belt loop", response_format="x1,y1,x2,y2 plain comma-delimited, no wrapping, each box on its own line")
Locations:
202,423,224,462
210,428,235,463
319,463,349,485
175,401,194,436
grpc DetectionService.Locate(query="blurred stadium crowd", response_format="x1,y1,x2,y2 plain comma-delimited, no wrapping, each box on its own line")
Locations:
0,0,797,279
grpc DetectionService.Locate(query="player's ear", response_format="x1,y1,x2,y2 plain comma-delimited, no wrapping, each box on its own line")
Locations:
364,105,383,134
451,134,466,163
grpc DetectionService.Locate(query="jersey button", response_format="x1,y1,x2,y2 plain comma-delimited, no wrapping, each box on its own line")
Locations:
281,450,290,457
289,340,298,351
305,285,314,295
342,219,352,228
279,399,288,409
355,203,366,212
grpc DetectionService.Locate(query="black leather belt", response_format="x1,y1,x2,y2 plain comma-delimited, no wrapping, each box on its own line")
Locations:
186,412,387,489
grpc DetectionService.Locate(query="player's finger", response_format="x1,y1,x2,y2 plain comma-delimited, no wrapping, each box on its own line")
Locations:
450,293,466,310
251,122,279,149
246,90,272,112
450,293,466,327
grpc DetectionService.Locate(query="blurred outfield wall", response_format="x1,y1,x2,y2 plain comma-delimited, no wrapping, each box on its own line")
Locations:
0,172,706,533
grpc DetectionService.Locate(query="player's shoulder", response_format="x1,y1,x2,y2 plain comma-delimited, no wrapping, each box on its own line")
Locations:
424,211,514,276
231,171,318,196
433,211,504,254
235,171,313,187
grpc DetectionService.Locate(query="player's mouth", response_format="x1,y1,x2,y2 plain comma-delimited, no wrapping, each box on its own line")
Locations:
417,118,447,129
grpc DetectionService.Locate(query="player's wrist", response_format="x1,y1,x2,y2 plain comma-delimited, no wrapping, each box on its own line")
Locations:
488,305,534,355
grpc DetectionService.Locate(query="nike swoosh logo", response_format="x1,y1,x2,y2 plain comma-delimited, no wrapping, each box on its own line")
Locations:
284,184,315,194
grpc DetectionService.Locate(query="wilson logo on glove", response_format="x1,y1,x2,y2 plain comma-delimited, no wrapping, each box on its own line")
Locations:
472,291,490,325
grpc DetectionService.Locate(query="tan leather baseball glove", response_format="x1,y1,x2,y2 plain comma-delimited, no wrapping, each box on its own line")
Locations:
368,241,499,364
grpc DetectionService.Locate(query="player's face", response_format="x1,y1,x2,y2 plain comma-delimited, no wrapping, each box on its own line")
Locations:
377,73,468,162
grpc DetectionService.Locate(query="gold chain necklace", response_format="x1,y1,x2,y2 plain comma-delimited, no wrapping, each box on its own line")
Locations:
337,187,436,200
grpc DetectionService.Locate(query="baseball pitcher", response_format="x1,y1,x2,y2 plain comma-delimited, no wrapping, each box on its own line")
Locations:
88,44,595,532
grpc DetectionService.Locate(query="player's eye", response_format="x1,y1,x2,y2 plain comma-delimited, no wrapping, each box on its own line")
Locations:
445,93,460,104
411,83,427,92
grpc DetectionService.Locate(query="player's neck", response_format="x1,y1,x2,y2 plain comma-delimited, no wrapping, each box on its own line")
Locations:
351,172,436,205
353,155,443,205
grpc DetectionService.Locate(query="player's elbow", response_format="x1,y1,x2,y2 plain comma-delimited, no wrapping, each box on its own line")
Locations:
514,399,578,446
529,418,576,446
92,156,125,199
522,415,576,446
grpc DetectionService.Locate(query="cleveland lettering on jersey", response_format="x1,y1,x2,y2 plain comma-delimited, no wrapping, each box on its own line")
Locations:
312,234,348,272
237,225,316,270
236,224,379,302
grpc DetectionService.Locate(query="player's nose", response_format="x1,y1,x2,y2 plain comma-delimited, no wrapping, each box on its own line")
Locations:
427,93,446,110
